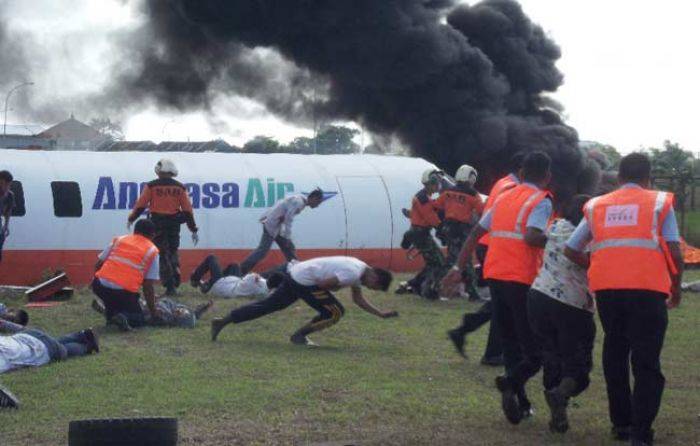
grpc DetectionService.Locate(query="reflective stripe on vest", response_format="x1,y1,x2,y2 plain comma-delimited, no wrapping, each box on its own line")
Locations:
490,190,545,241
106,246,157,273
589,191,668,254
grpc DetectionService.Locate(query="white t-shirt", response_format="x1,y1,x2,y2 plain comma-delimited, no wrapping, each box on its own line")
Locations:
0,333,51,374
531,219,594,313
210,274,269,299
260,194,307,238
290,256,368,288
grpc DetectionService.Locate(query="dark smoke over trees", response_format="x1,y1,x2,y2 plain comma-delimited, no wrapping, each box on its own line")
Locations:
121,0,599,198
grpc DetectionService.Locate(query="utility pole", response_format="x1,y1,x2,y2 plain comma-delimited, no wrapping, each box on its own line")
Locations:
3,82,34,136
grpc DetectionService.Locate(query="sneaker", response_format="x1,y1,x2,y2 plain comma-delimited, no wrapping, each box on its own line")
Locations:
545,388,569,433
495,376,523,425
109,314,132,332
447,329,467,358
80,328,100,354
211,318,227,341
611,426,631,441
481,355,504,367
395,282,414,295
91,299,106,315
0,386,20,409
290,333,318,346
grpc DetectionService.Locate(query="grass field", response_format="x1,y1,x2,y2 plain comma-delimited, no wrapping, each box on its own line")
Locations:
1,272,700,445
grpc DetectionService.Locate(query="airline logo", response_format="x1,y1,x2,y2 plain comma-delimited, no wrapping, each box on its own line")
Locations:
92,177,337,210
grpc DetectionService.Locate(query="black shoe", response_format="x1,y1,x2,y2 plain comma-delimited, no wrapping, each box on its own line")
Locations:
211,318,227,341
611,426,631,441
0,386,20,409
545,388,569,433
395,282,414,295
495,376,522,425
631,430,654,446
290,333,318,346
80,328,100,354
91,299,105,315
109,314,132,332
447,329,466,358
189,275,201,289
481,355,504,367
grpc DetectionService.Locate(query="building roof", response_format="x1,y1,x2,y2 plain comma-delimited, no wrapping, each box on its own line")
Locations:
38,114,102,141
2,124,45,136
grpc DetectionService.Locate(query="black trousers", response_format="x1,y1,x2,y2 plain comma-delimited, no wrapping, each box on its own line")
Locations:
191,255,241,292
0,231,5,263
228,275,345,334
151,214,182,290
596,290,668,442
490,280,542,388
528,289,595,396
454,300,503,359
91,279,146,327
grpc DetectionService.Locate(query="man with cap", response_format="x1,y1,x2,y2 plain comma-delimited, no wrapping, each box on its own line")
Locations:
128,159,199,296
565,153,684,446
239,188,324,275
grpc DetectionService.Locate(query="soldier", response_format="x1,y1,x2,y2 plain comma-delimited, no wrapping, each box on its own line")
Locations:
128,159,199,296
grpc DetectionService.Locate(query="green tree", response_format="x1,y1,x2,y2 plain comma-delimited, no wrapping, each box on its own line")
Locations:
284,136,315,154
648,140,695,177
243,135,283,153
89,117,124,141
597,144,622,170
314,125,360,154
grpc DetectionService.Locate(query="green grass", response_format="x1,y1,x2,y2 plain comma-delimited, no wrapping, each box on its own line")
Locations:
2,273,700,445
684,210,700,245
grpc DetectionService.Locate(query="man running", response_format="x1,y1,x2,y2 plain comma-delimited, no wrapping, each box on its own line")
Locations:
211,256,398,345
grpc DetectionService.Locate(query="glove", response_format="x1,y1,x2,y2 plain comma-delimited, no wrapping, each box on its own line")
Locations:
191,231,199,246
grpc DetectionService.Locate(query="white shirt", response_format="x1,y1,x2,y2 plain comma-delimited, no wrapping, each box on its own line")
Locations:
0,333,51,374
531,219,594,313
260,195,307,238
290,256,368,288
210,273,269,299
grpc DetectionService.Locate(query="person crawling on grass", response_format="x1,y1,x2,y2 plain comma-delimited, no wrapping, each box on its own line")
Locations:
91,297,214,330
0,303,29,327
0,318,99,375
211,256,399,346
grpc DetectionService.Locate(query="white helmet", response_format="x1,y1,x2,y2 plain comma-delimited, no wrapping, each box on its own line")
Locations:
155,158,178,176
455,164,478,185
421,168,441,185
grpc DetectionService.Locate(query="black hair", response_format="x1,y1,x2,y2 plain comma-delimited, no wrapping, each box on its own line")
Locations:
509,151,526,173
15,310,29,326
372,267,393,292
619,152,652,183
134,219,156,237
563,194,591,226
0,170,13,183
308,188,323,201
521,151,551,184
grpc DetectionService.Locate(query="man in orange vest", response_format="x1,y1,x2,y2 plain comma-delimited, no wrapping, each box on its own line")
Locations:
444,151,553,424
92,219,161,331
446,152,524,366
565,153,683,446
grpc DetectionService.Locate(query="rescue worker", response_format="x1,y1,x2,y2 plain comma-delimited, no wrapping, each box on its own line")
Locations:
396,169,447,300
92,219,161,331
434,164,484,300
0,170,15,265
211,256,398,346
446,153,524,366
239,188,324,275
444,151,553,425
128,159,199,296
565,153,684,446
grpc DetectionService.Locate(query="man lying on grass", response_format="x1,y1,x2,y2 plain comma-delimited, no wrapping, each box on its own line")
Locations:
91,296,213,329
211,256,399,346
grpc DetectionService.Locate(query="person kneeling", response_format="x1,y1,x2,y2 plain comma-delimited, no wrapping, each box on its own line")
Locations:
92,219,160,331
211,256,398,346
0,318,99,375
527,195,595,434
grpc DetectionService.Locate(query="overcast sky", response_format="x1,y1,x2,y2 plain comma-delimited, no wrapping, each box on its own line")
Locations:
4,0,700,153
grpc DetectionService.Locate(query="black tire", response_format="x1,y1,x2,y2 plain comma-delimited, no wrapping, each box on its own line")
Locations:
68,417,178,446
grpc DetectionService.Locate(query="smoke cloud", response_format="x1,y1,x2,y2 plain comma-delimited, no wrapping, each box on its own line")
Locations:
117,0,597,197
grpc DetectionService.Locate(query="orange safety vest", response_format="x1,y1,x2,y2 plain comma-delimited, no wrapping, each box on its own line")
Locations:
95,234,159,293
586,187,675,294
483,184,551,285
479,175,519,245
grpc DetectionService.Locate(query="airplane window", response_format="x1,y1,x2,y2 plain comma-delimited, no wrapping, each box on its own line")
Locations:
9,181,26,217
51,181,83,217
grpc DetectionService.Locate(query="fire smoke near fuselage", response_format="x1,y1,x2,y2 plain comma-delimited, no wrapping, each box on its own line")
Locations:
122,0,599,198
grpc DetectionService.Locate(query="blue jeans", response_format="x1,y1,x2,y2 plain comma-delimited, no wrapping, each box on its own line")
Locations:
22,329,88,361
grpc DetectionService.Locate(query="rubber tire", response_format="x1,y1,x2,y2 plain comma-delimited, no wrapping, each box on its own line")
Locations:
68,417,178,446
